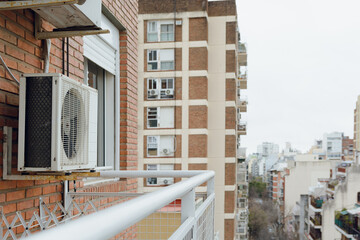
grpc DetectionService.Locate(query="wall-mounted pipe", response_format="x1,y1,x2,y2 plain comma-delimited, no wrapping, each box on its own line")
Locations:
43,39,51,73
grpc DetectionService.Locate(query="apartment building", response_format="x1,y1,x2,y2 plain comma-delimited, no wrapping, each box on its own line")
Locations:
303,163,360,240
257,142,279,158
354,96,360,164
322,132,343,160
137,0,247,239
0,1,138,238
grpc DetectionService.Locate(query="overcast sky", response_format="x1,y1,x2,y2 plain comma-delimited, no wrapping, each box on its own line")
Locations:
237,0,360,154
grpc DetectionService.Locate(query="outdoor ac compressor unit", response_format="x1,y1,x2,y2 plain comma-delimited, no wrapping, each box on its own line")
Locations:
18,73,98,172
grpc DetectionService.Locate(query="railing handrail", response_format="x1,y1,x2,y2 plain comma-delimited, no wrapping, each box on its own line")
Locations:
27,170,215,240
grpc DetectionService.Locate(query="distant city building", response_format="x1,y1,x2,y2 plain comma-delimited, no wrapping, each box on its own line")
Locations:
342,136,354,161
322,132,343,160
257,142,279,157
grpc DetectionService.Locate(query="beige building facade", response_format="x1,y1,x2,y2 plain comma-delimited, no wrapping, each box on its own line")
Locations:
137,0,246,239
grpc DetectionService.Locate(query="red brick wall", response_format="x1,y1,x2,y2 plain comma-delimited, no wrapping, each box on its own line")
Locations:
0,1,138,238
188,134,207,158
189,105,208,129
189,76,208,100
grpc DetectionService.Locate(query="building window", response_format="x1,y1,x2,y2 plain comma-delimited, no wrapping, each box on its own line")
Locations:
147,164,174,186
147,107,174,128
358,192,360,203
147,49,174,71
147,78,174,99
147,20,174,42
147,135,175,157
160,23,174,41
86,60,115,168
147,108,158,128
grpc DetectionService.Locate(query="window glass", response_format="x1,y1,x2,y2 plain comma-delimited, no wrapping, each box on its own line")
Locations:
160,24,174,41
147,136,158,156
87,60,105,167
147,21,158,42
148,50,158,70
147,107,158,128
160,61,174,70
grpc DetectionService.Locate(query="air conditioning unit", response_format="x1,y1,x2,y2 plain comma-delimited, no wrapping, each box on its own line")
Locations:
164,89,174,96
148,89,159,96
18,73,98,172
32,0,102,29
160,178,174,185
162,148,172,155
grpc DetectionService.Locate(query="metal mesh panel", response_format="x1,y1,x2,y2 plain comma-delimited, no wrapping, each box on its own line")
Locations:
137,200,181,239
24,76,52,168
196,199,215,240
60,78,89,166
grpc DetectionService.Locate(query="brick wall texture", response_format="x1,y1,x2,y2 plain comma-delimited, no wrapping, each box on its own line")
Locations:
189,105,208,129
189,47,208,71
0,0,138,238
188,134,207,158
189,77,208,100
189,17,208,42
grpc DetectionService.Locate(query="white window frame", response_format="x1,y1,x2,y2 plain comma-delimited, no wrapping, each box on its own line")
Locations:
147,107,159,128
147,78,175,99
85,59,116,170
147,20,174,42
147,107,174,129
147,136,159,157
146,164,174,186
146,135,175,157
147,49,174,71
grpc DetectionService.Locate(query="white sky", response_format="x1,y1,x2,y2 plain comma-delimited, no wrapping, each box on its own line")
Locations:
237,0,360,154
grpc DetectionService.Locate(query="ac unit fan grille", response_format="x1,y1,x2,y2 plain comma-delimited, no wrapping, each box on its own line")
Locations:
60,79,89,166
24,77,52,168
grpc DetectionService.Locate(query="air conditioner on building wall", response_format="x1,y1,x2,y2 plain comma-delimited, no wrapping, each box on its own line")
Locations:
160,178,174,185
149,89,159,96
162,148,172,155
18,73,98,172
164,89,174,96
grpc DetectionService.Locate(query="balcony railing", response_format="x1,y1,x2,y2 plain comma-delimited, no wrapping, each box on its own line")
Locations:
335,214,360,238
238,43,247,53
1,171,215,240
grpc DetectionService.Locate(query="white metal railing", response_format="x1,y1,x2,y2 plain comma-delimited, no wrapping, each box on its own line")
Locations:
13,170,215,240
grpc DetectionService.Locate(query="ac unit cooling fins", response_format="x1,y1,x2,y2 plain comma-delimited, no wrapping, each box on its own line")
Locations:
18,73,98,172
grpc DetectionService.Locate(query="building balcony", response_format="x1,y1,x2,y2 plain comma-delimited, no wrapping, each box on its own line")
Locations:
310,196,324,209
4,171,216,240
238,42,247,67
335,207,360,239
327,179,339,192
310,215,322,228
237,97,248,112
237,147,247,159
237,121,247,135
237,74,247,89
309,226,322,240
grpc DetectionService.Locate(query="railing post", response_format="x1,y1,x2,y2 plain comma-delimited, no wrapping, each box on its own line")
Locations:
181,188,195,223
207,177,215,197
181,188,196,239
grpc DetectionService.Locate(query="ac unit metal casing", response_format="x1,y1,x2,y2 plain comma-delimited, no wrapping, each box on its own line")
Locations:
149,89,159,96
160,178,174,185
18,73,98,172
164,89,174,96
32,0,102,29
